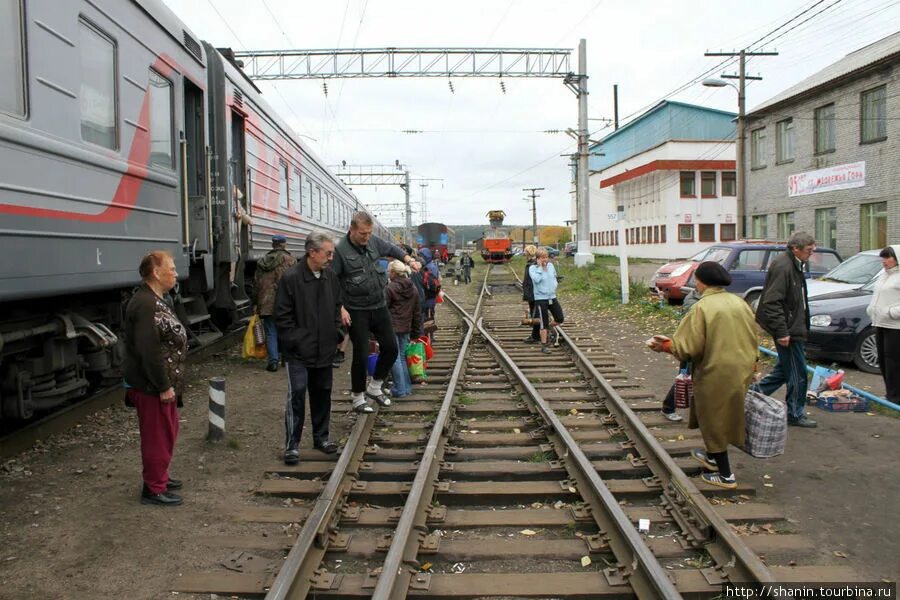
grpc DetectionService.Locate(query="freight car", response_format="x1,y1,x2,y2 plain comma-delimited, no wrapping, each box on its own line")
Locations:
416,222,455,258
0,0,387,422
480,210,513,263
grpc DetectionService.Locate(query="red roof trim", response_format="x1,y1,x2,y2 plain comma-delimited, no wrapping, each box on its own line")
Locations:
599,159,735,189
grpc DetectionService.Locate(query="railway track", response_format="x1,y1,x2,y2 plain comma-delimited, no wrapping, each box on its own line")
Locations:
176,265,858,598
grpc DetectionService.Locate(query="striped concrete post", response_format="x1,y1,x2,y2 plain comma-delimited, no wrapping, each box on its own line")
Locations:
208,376,225,441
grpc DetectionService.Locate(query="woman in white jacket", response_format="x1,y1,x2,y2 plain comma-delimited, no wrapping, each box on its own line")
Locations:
866,246,900,403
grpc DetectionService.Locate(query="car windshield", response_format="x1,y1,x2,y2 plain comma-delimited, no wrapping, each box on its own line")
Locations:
704,247,732,265
689,248,712,261
819,253,882,284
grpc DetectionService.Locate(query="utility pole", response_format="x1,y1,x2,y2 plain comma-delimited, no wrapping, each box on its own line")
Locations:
704,49,778,238
523,187,544,245
569,39,594,266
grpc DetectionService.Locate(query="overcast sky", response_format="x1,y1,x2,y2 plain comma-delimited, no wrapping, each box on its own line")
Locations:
163,0,899,228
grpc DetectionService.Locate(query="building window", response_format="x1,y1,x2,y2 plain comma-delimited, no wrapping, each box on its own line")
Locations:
860,85,887,143
777,212,795,240
678,224,694,242
815,103,835,154
776,118,794,163
751,215,767,239
680,171,695,197
721,171,736,196
699,224,716,242
720,223,736,241
1,0,26,117
148,70,173,168
815,207,837,249
653,226,659,244
79,20,118,149
701,171,716,197
751,128,766,169
860,202,887,250
661,225,666,243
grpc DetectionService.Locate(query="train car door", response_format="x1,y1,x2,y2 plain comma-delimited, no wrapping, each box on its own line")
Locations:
228,109,252,317
183,79,209,256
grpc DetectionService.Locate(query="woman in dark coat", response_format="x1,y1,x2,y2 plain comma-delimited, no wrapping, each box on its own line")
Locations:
521,245,540,343
386,260,422,397
123,250,188,506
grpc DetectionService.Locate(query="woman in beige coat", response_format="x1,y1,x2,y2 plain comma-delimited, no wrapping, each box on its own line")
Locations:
649,261,758,489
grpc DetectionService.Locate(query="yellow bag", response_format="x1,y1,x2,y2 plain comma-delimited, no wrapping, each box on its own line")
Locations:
242,315,268,359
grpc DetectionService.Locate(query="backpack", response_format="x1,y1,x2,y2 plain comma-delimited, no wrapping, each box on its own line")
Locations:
423,269,441,298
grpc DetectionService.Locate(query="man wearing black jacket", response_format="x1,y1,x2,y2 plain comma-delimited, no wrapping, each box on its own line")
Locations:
332,212,421,412
274,231,344,465
755,232,818,428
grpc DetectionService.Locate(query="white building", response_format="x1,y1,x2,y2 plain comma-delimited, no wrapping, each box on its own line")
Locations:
584,101,737,260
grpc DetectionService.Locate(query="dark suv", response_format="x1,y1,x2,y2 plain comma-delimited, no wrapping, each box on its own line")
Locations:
680,242,842,308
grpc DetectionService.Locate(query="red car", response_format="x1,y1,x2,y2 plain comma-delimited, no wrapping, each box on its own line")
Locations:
649,246,733,302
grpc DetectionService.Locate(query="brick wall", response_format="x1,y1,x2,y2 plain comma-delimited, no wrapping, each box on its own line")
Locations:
745,63,899,256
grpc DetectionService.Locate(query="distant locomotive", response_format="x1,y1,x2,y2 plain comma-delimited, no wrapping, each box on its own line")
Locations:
479,210,513,263
416,222,455,258
0,0,389,422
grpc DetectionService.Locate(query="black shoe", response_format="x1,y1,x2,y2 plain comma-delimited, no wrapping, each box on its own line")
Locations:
541,345,552,354
166,478,183,491
523,336,538,344
266,362,278,372
788,416,818,428
283,448,300,465
314,440,339,454
334,350,345,364
141,489,183,506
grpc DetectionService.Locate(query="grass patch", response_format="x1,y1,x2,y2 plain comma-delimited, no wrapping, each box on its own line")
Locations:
226,437,241,450
457,393,477,405
527,451,554,463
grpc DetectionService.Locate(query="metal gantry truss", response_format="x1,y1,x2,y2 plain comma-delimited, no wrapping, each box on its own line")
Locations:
329,164,441,243
232,47,572,80
234,43,594,266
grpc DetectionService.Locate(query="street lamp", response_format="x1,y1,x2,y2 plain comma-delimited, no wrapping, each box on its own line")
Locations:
703,77,745,239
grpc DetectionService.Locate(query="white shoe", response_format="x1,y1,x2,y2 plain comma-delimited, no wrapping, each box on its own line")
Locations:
662,411,683,422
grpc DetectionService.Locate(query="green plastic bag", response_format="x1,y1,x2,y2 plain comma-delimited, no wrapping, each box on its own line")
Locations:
405,340,426,380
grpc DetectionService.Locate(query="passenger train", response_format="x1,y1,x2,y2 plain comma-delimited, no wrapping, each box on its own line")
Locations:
416,222,455,258
0,0,388,422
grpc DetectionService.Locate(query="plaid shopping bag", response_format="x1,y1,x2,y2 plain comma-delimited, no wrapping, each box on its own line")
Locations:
743,389,787,458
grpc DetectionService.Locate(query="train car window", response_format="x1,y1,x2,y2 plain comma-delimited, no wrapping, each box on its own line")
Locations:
79,20,118,149
301,172,312,216
291,169,301,213
315,184,323,221
148,70,173,168
279,161,289,209
0,0,26,117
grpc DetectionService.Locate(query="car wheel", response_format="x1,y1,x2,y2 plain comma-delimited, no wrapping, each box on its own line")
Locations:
852,328,880,374
745,291,761,313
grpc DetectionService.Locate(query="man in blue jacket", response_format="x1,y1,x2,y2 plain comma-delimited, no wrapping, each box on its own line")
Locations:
529,248,564,354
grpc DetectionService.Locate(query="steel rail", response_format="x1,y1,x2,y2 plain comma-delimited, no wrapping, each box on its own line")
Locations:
264,404,376,599
371,267,487,599
475,266,682,599
558,326,776,584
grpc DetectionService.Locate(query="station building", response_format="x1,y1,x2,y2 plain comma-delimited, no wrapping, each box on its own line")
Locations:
584,101,737,260
744,32,900,256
